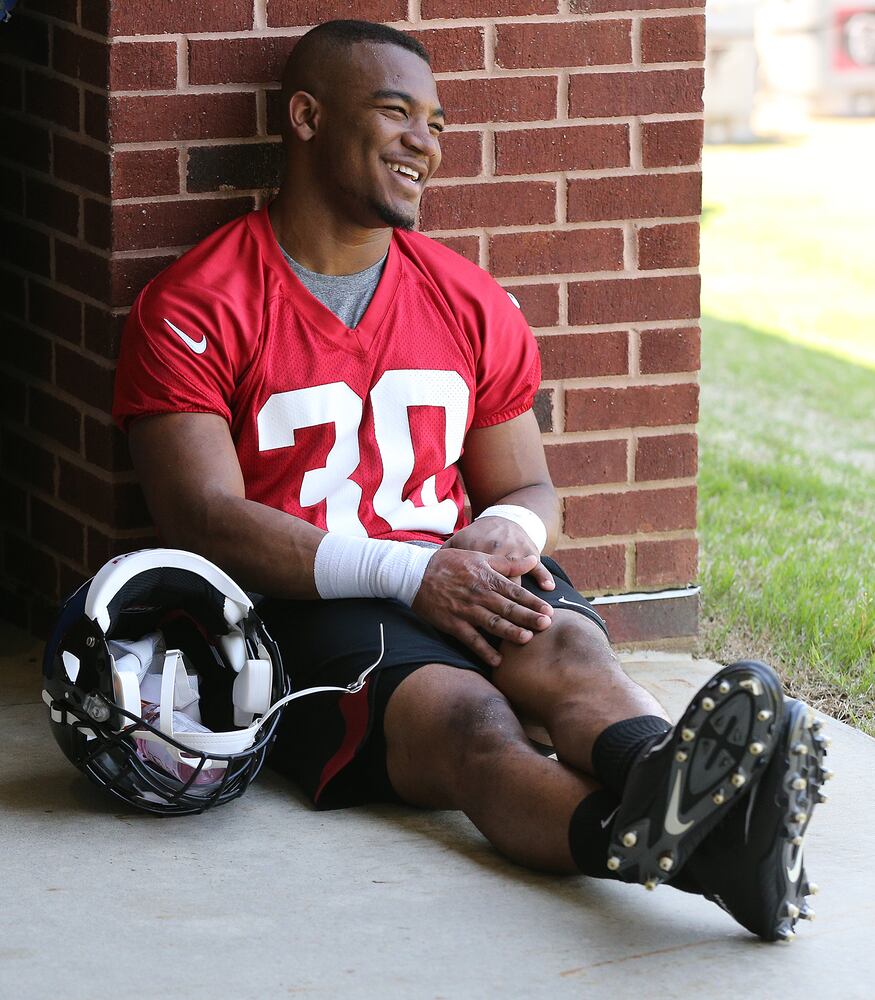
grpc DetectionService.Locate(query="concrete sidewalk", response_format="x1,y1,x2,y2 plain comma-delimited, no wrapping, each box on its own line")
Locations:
3,622,874,999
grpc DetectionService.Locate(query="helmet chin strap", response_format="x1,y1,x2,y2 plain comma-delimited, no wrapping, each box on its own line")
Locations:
132,622,387,761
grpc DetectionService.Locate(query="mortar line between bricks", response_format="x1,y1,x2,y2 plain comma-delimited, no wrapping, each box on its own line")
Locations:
542,426,697,444
176,34,188,89
554,386,565,434
3,216,113,257
408,0,422,21
17,14,107,41
0,265,115,313
497,267,700,282
557,479,697,498
111,137,282,152
558,281,568,325
8,373,124,423
556,70,569,122
484,23,495,72
104,12,704,43
543,374,697,389
421,217,701,237
253,0,267,31
427,164,701,181
631,15,642,69
3,166,112,202
535,324,697,336
622,224,636,270
629,118,643,169
103,114,703,140
629,327,642,377
0,114,110,154
427,171,642,187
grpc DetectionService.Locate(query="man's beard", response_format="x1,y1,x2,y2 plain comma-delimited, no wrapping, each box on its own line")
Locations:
368,196,416,231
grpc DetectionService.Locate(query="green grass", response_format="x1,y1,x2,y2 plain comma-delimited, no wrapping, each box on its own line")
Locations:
698,122,875,732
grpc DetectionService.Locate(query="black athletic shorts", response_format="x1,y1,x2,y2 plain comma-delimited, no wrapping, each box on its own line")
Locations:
261,555,608,810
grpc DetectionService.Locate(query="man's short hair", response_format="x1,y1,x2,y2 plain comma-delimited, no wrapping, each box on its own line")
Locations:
295,19,431,65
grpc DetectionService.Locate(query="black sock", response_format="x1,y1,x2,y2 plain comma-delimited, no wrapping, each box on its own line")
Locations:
567,789,623,878
591,715,672,798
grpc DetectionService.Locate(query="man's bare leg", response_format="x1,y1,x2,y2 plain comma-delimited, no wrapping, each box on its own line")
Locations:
490,609,669,775
383,663,602,873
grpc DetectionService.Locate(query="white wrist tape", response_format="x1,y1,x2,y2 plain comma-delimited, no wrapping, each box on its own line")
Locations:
475,504,548,553
314,534,435,607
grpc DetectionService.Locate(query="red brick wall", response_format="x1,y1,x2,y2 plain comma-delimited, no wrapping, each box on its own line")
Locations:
0,1,704,638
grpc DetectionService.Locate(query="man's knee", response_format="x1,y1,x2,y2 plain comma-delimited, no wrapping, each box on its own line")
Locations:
493,610,627,717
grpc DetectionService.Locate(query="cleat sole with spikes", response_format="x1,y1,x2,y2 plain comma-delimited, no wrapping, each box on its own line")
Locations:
606,660,783,889
682,697,829,942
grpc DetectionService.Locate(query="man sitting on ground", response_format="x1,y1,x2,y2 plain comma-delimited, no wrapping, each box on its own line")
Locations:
112,19,828,942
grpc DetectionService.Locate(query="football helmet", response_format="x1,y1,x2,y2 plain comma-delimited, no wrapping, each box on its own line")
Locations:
42,548,291,816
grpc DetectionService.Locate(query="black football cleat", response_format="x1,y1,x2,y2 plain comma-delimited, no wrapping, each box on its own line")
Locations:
606,660,784,889
682,697,830,941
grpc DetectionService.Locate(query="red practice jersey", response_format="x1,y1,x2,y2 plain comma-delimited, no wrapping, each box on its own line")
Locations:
113,207,541,545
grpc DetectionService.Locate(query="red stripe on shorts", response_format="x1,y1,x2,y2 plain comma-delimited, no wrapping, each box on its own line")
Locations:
313,683,372,803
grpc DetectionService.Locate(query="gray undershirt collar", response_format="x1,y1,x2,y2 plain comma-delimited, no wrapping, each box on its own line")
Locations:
279,244,388,329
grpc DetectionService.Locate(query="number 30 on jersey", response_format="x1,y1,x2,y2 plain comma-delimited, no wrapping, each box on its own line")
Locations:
256,369,469,536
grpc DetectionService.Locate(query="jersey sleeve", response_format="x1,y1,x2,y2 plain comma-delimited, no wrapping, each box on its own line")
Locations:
113,274,247,433
469,283,541,430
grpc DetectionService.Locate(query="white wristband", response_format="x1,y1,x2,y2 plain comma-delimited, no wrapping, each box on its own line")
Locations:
475,504,548,553
314,534,435,607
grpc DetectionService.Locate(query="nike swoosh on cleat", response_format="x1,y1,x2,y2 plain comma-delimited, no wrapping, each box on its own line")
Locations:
664,770,695,835
164,318,207,354
601,806,620,830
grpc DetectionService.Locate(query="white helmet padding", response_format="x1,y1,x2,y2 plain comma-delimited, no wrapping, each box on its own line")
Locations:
86,548,251,635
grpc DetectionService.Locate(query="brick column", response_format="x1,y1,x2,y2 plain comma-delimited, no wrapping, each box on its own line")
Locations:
0,1,704,640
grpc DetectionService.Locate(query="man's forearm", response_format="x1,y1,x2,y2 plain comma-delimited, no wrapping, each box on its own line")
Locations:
168,489,325,599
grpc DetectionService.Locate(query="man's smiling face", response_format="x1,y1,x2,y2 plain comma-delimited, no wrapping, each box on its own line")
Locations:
313,42,444,231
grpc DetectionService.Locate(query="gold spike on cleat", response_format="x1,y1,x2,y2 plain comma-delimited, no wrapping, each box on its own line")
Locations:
793,743,809,755
675,750,688,763
757,709,773,721
606,856,621,871
792,777,807,790
681,728,696,742
712,790,726,805
622,831,638,848
749,741,765,756
658,856,674,872
644,879,658,891
701,697,715,711
786,903,800,919
718,680,731,694
730,772,746,788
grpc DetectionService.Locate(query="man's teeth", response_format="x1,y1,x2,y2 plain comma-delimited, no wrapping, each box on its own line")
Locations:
388,163,420,181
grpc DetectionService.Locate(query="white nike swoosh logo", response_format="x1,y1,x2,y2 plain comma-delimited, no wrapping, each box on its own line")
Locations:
164,318,207,354
664,770,695,835
600,806,620,830
787,840,804,883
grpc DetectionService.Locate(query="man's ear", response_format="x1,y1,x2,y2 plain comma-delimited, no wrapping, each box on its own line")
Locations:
288,90,320,141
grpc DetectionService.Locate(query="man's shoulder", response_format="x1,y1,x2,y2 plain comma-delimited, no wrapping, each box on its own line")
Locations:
395,229,517,313
143,209,270,304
